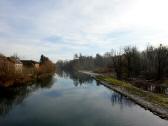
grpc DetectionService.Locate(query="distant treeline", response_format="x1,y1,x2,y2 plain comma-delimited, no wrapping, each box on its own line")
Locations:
56,44,168,80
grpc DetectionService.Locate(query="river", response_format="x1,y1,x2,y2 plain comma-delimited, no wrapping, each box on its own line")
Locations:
0,71,168,126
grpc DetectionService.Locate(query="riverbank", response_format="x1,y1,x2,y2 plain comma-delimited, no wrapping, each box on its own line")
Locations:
0,73,55,87
80,71,168,120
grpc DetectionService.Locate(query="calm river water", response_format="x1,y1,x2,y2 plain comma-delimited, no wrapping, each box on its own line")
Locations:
0,71,168,126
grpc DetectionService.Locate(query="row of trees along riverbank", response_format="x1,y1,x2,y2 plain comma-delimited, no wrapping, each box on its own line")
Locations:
56,44,168,81
0,54,56,87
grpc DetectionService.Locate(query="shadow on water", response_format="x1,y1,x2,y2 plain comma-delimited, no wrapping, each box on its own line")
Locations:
0,76,55,116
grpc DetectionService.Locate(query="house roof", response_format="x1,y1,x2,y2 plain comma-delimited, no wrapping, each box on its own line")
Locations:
21,60,39,66
7,57,22,64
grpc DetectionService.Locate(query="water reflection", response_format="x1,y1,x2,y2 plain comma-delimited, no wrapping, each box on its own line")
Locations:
0,71,168,126
56,70,93,86
57,70,135,109
110,92,134,108
0,76,55,116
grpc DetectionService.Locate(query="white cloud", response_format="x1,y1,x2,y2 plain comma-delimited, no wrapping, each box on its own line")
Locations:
0,0,168,61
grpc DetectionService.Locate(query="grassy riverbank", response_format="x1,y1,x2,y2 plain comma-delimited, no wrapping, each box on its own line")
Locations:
97,76,168,119
80,71,168,119
97,76,168,108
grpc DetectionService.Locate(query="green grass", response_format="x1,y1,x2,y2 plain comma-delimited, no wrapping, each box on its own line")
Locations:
97,76,168,108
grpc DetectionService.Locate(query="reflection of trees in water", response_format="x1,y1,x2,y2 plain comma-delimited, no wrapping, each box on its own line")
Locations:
96,80,101,86
56,70,94,86
110,92,134,108
36,76,56,89
0,76,55,116
56,70,69,78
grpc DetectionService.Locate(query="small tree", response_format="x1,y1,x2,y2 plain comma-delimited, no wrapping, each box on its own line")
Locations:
39,55,55,75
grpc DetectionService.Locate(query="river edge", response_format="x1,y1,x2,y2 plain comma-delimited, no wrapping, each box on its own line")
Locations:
0,73,55,87
79,71,168,120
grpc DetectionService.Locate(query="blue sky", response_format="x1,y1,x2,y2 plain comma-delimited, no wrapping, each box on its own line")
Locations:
0,0,168,62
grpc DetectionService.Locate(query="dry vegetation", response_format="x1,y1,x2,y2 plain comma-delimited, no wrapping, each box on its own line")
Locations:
0,54,55,87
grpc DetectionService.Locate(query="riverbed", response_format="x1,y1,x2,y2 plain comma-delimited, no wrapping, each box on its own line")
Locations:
0,71,168,126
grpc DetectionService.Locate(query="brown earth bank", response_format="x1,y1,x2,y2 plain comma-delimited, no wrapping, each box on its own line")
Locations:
0,73,55,87
80,71,168,120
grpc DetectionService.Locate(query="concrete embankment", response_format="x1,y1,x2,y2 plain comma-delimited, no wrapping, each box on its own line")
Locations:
80,71,168,120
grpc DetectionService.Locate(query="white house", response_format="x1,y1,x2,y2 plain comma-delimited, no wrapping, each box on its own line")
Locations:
7,57,23,73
